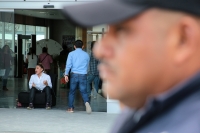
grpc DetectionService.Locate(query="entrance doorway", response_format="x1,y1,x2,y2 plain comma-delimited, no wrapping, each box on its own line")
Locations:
0,9,107,112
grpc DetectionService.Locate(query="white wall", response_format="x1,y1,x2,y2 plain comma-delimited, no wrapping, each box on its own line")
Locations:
0,0,102,9
0,1,88,9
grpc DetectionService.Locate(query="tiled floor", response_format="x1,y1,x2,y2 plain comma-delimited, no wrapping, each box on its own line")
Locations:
0,76,107,112
0,108,117,133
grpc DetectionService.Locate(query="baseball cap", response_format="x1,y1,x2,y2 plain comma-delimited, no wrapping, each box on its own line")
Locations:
62,0,200,27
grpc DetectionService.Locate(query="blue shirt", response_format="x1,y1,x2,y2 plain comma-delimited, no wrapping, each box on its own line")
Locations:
65,48,89,75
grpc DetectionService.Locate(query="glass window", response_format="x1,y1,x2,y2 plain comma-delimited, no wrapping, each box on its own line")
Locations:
15,24,27,58
26,25,35,35
87,25,107,53
15,24,24,36
36,26,46,41
0,11,15,82
0,21,2,48
5,22,14,50
15,24,25,42
26,25,35,55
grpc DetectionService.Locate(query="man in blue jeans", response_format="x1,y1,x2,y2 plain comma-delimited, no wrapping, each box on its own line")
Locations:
87,41,99,98
64,40,92,114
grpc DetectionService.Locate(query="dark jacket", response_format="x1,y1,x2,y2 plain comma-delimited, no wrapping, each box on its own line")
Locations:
111,72,200,133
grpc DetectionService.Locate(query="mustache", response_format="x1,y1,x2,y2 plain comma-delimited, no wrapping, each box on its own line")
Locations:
98,60,116,73
99,60,109,66
98,61,110,70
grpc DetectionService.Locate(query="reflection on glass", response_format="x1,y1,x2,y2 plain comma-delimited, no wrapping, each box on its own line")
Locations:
0,21,2,48
15,24,24,45
0,11,15,92
26,25,35,35
26,25,35,55
5,22,14,50
36,26,46,41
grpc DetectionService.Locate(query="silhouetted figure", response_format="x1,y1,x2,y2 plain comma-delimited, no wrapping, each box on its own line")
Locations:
26,48,37,81
1,45,12,91
38,47,53,74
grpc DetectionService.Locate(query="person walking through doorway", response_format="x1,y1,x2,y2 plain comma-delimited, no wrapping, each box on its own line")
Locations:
38,47,53,74
64,40,92,113
27,63,52,110
26,48,37,82
87,41,99,99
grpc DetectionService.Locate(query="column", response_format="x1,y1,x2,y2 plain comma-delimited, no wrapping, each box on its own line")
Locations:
75,27,82,40
17,34,22,78
2,21,4,46
31,35,36,54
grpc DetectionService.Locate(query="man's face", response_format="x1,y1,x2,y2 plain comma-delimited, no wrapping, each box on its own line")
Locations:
94,9,175,107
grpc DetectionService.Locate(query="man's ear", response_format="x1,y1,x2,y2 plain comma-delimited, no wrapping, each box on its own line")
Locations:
82,45,84,49
74,45,76,49
173,17,200,64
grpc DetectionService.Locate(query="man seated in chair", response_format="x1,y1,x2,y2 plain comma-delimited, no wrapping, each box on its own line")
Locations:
27,63,52,110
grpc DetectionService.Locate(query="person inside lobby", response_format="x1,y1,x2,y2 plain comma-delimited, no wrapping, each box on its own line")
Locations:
27,63,52,110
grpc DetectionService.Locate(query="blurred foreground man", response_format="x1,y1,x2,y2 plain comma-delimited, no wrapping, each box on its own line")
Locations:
63,0,200,132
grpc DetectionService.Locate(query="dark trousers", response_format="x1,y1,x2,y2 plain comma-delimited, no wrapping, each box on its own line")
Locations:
27,68,35,82
45,69,50,75
29,86,51,104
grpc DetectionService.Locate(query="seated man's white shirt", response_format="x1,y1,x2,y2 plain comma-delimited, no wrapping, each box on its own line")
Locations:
29,73,52,90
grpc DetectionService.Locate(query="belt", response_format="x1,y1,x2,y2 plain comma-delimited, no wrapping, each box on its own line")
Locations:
71,72,87,75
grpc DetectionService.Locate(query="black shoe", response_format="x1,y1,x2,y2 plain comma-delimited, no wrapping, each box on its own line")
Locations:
27,103,34,110
3,86,8,91
46,103,51,110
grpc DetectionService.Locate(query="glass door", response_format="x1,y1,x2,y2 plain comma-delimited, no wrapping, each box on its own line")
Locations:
0,9,16,108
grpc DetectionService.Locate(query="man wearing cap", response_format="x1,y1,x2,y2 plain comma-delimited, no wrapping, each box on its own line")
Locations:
63,0,200,132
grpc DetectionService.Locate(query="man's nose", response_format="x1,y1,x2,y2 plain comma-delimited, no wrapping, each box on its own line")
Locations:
93,37,114,60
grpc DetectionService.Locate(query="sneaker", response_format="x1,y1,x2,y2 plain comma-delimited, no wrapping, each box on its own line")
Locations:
27,103,34,110
46,103,51,110
67,108,74,113
85,102,92,114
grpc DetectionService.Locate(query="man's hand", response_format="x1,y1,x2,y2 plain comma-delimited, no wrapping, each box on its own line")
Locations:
43,80,48,86
32,83,36,87
65,75,69,83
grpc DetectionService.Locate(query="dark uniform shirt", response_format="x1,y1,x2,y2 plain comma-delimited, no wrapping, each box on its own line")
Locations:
110,72,200,133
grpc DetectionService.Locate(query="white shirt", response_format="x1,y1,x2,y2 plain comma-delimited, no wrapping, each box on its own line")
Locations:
29,73,52,90
27,54,38,68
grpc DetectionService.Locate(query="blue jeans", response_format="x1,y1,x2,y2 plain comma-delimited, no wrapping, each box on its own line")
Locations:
87,74,99,97
68,73,89,108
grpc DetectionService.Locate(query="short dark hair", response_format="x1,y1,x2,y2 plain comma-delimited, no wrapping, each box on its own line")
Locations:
29,48,35,54
2,45,10,54
42,47,47,53
37,63,45,72
62,44,67,50
91,41,96,50
74,40,83,48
